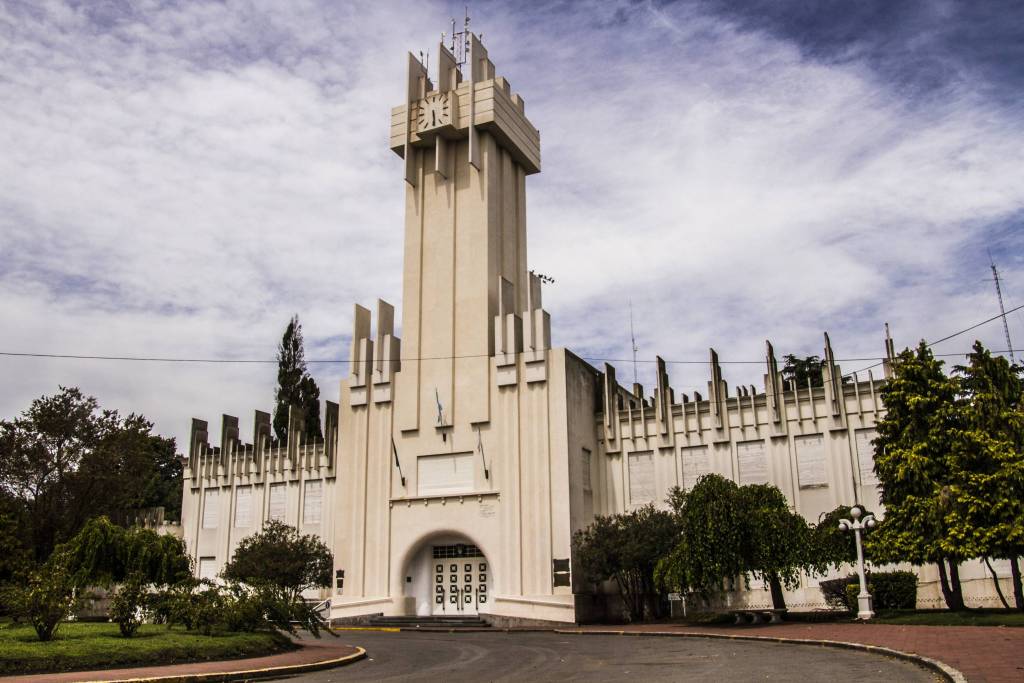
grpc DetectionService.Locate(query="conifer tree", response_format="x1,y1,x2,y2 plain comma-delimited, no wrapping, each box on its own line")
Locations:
950,342,1024,610
866,342,967,609
273,316,322,444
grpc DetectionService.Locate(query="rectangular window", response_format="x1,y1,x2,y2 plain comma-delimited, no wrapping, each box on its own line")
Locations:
581,449,592,493
198,556,217,581
303,480,323,525
417,453,474,496
268,483,287,522
202,489,219,529
856,429,879,486
737,441,768,485
680,445,710,490
628,451,655,504
234,486,252,528
795,434,828,488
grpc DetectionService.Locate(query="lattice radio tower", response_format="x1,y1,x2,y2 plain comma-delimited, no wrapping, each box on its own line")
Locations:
989,251,1015,364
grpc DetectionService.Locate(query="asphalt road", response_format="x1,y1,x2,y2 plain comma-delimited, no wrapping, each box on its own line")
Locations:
289,631,938,682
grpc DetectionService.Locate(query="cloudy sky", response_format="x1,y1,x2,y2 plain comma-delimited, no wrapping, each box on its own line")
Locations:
1,0,1022,448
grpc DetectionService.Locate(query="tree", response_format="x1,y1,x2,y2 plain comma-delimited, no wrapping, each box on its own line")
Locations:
655,475,746,602
808,505,873,574
0,494,31,590
61,516,191,589
782,354,825,388
948,342,1024,610
223,520,332,605
866,342,968,610
273,315,323,444
574,504,678,621
657,476,811,611
782,354,851,389
737,484,810,610
0,388,182,564
58,516,191,638
1,551,81,641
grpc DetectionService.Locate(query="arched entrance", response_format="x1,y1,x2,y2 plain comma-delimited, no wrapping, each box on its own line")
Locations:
403,535,490,616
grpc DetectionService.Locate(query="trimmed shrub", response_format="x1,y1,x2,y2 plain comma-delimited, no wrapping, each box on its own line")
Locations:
109,576,147,637
2,558,80,641
818,577,851,609
845,583,867,612
871,571,917,610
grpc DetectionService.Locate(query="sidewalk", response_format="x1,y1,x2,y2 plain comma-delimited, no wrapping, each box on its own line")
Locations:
1,637,364,683
572,622,1024,683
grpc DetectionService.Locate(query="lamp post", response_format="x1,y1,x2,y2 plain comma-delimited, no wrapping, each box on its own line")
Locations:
839,504,876,620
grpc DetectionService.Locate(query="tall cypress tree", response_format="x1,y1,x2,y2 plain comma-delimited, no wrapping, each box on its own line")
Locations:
867,342,967,609
273,315,323,444
951,342,1024,610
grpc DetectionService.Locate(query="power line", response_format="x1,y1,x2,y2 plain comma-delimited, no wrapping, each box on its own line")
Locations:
2,302,1022,368
0,349,1020,366
844,301,1024,378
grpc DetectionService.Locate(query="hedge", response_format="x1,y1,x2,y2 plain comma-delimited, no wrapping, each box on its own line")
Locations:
820,570,918,611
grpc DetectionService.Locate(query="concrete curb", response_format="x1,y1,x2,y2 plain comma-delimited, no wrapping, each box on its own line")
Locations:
331,626,552,634
75,646,367,683
553,629,967,683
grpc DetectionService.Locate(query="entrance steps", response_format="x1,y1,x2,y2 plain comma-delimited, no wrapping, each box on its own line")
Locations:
367,615,491,629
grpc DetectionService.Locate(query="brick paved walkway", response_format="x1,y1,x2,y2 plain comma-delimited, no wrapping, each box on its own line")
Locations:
574,622,1024,682
1,637,362,683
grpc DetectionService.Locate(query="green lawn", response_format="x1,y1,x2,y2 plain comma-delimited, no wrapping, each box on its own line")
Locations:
673,608,1024,628
873,609,1024,627
0,622,294,675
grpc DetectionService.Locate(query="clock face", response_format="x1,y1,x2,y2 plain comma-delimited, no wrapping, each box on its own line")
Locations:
418,92,451,132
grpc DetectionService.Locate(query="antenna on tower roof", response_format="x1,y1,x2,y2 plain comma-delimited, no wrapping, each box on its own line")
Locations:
448,7,472,67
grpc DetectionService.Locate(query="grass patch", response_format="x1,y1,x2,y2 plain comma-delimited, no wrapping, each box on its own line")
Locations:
874,609,1024,627
659,608,1024,628
0,622,294,675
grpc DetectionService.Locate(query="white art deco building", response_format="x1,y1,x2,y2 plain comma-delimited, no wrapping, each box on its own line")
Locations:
180,29,1008,624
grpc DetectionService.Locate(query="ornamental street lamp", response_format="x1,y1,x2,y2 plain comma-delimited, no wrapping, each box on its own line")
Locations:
839,504,876,620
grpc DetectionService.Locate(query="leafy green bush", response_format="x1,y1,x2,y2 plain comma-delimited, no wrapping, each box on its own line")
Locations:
818,577,851,609
845,583,866,611
871,571,917,609
109,576,147,637
186,582,225,636
2,557,80,641
221,585,268,633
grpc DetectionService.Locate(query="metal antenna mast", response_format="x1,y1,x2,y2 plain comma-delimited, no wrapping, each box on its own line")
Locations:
629,300,639,385
989,251,1015,363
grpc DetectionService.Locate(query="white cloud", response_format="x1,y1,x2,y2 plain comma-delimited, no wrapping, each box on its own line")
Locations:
1,0,1022,446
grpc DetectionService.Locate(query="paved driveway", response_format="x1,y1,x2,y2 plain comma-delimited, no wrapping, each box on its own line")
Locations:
294,631,937,682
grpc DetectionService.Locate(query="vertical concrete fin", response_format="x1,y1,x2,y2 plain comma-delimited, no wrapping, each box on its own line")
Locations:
883,322,897,379
286,404,305,461
375,299,394,372
252,410,270,473
324,400,339,469
603,362,619,439
527,271,542,313
404,52,428,186
708,348,724,429
351,304,372,387
655,356,671,436
188,418,209,479
467,33,488,170
823,331,842,416
436,43,458,92
765,340,782,423
220,414,238,469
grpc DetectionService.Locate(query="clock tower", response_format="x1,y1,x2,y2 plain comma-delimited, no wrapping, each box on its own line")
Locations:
335,27,596,626
388,32,542,433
